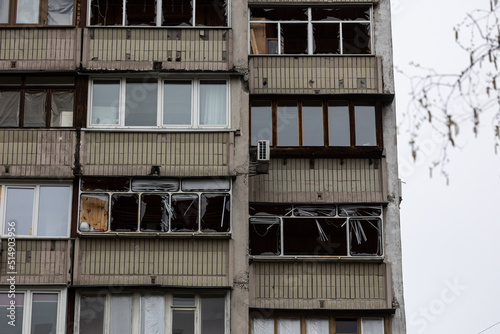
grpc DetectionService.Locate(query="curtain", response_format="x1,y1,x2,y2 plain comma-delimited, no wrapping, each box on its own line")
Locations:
278,318,300,334
141,295,165,334
24,91,46,127
199,81,226,126
110,295,133,334
51,91,74,127
48,0,73,25
361,318,385,334
252,318,274,334
0,91,20,127
306,319,329,334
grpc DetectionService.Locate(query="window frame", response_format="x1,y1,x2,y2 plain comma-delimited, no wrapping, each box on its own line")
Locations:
0,288,67,334
78,177,232,235
249,204,384,258
251,315,386,334
88,77,230,130
249,5,373,55
75,290,230,334
0,76,76,128
250,98,383,156
87,0,230,27
0,0,75,26
0,183,72,238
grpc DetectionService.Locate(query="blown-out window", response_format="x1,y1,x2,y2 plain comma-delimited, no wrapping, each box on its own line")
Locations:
249,204,383,257
89,78,229,129
77,291,227,334
0,183,71,238
250,99,380,148
79,178,231,234
89,0,228,27
0,76,75,128
0,289,66,334
249,6,371,55
0,0,74,26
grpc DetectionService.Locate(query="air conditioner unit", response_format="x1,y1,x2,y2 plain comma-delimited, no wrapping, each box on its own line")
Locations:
257,140,270,161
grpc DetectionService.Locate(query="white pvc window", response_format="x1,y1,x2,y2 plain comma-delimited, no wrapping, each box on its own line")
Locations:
0,289,66,334
1,184,71,237
89,78,229,129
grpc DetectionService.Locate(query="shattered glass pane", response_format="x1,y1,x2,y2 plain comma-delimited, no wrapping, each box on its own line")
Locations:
349,219,382,256
293,205,336,217
162,0,192,26
343,23,371,55
90,0,123,26
312,6,371,21
140,194,170,232
132,179,180,192
281,23,308,54
283,218,347,256
195,0,227,26
171,194,199,231
110,194,139,232
249,218,280,255
81,177,130,191
249,203,291,216
80,194,109,232
200,193,230,232
338,205,381,217
313,23,340,54
182,179,230,191
126,0,157,26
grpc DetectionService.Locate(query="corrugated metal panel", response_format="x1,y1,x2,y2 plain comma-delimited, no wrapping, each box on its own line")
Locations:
251,262,386,309
82,28,230,71
0,130,76,178
0,240,71,285
0,28,79,71
249,158,384,203
74,238,229,286
249,56,380,94
81,131,229,176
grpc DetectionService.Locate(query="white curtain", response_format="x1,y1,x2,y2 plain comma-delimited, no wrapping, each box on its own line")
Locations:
199,81,226,125
48,0,73,25
141,295,165,334
0,91,20,126
110,295,133,334
278,318,300,334
253,318,274,334
361,318,384,334
306,318,329,334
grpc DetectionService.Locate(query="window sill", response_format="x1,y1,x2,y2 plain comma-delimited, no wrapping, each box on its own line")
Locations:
250,146,383,159
83,127,236,133
249,256,384,263
77,232,232,239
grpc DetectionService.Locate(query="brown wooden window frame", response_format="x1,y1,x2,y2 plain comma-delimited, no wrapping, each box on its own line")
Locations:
0,0,75,27
250,314,388,334
250,98,383,158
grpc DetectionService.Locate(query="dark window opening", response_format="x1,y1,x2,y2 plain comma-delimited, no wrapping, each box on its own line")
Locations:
110,194,139,231
171,194,199,232
249,218,281,256
201,193,230,232
140,194,170,232
82,177,130,192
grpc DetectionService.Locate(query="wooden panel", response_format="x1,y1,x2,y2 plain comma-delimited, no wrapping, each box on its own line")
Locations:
0,240,71,285
0,130,76,178
249,56,380,94
83,28,230,71
249,158,384,203
81,131,230,176
251,262,387,309
74,238,229,286
0,28,79,71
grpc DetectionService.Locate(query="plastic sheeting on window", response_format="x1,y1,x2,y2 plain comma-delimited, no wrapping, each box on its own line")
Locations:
182,178,230,191
109,295,133,334
51,90,74,127
278,318,300,334
306,318,329,334
293,205,336,217
0,0,9,23
131,179,180,192
48,0,74,25
361,318,384,334
141,295,165,334
16,0,40,24
0,91,20,127
24,91,46,127
338,205,382,217
252,318,274,334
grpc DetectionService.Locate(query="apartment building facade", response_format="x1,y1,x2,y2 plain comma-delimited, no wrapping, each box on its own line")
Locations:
0,0,405,333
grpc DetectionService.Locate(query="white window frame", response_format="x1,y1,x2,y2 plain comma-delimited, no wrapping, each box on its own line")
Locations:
87,0,230,27
0,183,72,238
248,5,373,55
75,291,230,334
88,77,230,130
0,288,67,334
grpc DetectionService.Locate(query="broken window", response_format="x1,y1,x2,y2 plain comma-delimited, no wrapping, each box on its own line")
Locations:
249,203,382,257
89,0,228,27
79,177,231,234
0,76,75,128
90,78,229,129
250,6,371,55
251,98,380,149
0,0,74,26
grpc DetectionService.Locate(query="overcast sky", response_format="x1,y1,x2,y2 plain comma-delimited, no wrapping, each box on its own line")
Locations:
391,0,500,333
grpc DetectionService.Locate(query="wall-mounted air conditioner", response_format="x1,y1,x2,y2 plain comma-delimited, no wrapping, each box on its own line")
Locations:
257,140,270,161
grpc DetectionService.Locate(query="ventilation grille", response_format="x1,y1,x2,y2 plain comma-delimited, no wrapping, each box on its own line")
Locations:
257,140,270,161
